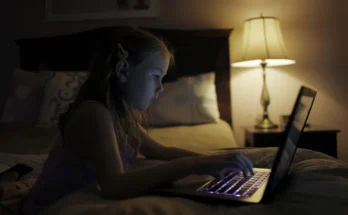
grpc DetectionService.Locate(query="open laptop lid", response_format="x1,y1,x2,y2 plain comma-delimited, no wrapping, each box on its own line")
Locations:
263,86,317,200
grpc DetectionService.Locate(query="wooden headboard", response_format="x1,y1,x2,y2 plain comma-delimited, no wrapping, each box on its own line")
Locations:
15,27,233,127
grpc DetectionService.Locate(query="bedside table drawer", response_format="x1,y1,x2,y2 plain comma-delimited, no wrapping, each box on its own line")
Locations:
245,126,339,158
298,132,338,158
245,132,283,147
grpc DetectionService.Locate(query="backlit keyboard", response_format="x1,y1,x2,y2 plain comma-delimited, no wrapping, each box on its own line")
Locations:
198,171,270,198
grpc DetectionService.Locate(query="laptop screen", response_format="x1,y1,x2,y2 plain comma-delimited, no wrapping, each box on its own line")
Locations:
267,89,316,192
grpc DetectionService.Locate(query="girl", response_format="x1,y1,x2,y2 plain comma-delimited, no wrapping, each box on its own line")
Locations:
22,27,253,214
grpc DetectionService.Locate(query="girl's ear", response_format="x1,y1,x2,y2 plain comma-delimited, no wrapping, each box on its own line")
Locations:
115,60,129,83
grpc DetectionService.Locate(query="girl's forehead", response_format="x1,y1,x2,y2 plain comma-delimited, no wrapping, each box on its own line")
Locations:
135,51,170,70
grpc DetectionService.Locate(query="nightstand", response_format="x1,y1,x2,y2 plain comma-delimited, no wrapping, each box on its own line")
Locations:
244,125,340,158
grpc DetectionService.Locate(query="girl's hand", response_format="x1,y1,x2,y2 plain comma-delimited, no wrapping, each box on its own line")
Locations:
191,153,254,179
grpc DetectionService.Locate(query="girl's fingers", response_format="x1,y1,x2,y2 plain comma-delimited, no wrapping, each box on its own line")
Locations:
212,172,224,180
223,167,241,175
226,160,247,177
244,157,254,175
227,154,249,177
236,154,254,176
205,153,254,178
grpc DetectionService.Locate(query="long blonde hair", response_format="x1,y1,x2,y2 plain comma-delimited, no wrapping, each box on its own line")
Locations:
58,27,173,146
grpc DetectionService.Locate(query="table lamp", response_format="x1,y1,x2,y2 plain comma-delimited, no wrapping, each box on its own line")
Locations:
232,15,295,129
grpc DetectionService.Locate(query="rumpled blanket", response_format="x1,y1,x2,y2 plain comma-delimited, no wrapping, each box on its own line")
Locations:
38,147,348,215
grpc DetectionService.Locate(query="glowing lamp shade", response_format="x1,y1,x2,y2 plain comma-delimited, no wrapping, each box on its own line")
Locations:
232,17,295,68
232,16,295,129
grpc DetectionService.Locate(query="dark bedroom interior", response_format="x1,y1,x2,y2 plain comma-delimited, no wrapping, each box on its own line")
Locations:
0,0,348,214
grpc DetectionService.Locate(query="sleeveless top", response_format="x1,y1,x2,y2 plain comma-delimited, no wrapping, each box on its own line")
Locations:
21,101,140,215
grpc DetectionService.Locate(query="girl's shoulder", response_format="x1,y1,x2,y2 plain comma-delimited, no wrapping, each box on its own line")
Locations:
63,99,114,136
71,100,110,120
62,100,114,158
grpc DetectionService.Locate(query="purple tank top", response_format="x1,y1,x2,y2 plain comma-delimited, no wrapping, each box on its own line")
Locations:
22,134,137,215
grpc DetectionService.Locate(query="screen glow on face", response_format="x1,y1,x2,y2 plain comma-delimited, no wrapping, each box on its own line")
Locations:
124,51,170,110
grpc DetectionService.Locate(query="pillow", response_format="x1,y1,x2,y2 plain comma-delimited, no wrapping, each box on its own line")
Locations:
1,69,48,123
144,72,220,127
37,71,89,127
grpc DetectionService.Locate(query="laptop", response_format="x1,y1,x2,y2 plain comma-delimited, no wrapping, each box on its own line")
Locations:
154,86,317,204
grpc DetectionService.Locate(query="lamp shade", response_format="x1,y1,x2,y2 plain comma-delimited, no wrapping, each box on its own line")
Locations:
232,16,295,67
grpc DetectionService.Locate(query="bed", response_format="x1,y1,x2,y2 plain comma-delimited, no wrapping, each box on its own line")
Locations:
1,27,348,215
2,27,238,153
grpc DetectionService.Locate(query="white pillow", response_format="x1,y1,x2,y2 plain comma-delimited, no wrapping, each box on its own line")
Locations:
144,72,220,127
37,71,89,127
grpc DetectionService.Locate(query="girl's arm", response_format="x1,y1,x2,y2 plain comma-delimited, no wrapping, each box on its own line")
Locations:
64,102,252,200
64,102,200,200
138,126,204,161
102,156,196,199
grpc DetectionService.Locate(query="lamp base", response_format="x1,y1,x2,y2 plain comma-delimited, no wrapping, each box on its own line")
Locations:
255,117,278,129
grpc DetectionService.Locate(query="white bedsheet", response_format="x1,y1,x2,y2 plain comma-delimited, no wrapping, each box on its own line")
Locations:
147,120,237,153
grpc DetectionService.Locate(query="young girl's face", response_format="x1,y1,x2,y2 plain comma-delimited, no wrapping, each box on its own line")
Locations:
122,50,170,110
